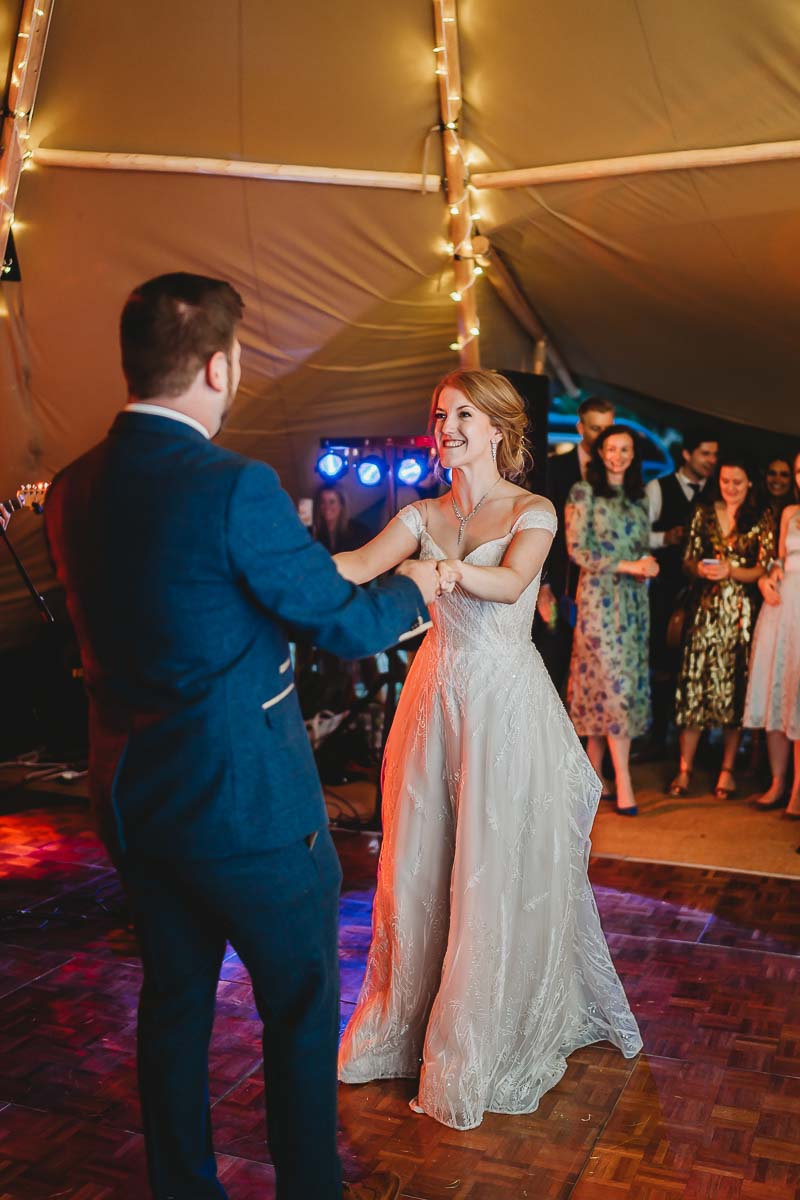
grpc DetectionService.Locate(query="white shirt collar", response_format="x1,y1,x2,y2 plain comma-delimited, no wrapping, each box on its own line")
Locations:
676,468,706,493
123,402,210,439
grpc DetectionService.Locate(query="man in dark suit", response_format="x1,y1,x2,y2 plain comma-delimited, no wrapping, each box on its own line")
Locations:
535,396,615,691
44,274,438,1200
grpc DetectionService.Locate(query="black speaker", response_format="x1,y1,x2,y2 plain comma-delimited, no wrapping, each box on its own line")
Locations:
498,371,550,496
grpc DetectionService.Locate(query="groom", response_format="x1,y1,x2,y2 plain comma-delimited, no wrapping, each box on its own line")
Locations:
44,273,438,1200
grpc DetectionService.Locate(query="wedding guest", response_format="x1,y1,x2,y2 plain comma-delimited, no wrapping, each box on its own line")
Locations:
745,449,800,816
537,396,615,691
671,453,774,799
313,485,370,553
761,455,794,522
645,430,718,753
566,425,658,815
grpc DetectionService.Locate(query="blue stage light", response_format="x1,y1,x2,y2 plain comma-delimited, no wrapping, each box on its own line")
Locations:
396,455,427,487
356,455,387,487
316,450,347,482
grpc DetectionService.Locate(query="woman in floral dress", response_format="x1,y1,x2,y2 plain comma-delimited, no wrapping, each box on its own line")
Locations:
671,453,774,799
566,426,658,815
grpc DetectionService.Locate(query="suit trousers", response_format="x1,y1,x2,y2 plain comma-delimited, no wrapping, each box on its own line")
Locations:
120,827,343,1200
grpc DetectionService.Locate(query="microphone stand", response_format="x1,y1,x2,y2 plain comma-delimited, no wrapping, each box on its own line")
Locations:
0,523,55,623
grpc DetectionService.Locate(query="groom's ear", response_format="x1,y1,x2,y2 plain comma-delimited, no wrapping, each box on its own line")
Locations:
205,350,229,394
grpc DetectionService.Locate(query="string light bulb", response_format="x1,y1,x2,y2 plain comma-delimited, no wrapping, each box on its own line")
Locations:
450,290,462,302
449,341,461,351
470,325,481,336
473,265,483,276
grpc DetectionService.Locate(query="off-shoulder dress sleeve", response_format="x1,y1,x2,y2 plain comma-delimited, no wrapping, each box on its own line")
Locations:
396,503,424,545
511,507,558,537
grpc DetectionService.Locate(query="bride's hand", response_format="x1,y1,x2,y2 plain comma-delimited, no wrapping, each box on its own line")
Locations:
437,560,462,593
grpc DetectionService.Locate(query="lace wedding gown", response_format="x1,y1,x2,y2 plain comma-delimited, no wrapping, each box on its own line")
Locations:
338,504,642,1130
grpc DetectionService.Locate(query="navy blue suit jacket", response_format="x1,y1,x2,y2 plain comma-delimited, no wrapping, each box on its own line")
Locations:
45,412,426,860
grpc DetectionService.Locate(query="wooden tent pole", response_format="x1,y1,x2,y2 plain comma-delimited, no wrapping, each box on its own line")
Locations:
432,0,480,368
0,0,54,268
472,137,800,191
32,147,440,193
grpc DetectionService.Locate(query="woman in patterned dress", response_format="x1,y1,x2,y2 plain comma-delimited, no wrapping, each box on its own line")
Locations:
671,453,774,799
566,426,658,815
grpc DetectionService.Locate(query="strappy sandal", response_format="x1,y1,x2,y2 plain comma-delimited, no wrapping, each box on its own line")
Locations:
668,769,692,798
714,769,737,799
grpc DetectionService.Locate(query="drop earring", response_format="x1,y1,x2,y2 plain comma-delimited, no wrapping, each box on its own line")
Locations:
491,440,498,465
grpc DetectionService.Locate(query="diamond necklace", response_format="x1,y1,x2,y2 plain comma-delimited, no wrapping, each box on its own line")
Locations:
451,476,502,546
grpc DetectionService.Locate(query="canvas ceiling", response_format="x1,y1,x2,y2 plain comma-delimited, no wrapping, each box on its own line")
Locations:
1,0,800,646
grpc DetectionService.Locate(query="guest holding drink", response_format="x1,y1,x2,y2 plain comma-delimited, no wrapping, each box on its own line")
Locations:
671,454,774,799
745,449,800,816
566,426,658,815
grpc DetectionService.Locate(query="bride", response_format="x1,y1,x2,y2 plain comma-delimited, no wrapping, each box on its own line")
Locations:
334,369,641,1130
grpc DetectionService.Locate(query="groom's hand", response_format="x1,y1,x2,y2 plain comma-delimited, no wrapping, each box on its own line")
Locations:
395,559,440,605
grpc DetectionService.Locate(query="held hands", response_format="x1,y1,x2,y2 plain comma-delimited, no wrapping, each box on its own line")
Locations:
395,559,441,605
395,558,464,603
436,560,462,594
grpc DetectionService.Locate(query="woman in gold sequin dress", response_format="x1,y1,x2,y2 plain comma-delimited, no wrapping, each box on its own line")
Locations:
671,454,774,799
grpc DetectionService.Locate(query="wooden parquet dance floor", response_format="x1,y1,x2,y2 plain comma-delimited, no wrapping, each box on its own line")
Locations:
1,803,799,1199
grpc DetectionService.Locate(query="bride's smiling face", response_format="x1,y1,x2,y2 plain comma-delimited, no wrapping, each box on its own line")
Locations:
433,386,499,470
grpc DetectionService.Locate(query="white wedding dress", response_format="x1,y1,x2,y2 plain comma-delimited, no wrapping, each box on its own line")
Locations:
338,503,642,1130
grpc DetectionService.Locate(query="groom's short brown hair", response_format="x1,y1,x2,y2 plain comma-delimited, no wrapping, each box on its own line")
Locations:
120,272,244,399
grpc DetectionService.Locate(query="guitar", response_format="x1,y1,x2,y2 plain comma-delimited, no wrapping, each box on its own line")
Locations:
1,482,50,516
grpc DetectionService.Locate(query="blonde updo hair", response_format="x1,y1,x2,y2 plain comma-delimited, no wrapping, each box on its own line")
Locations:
429,368,533,481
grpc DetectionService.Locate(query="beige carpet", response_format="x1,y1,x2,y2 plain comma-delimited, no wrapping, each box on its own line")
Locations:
590,760,800,879
325,762,800,880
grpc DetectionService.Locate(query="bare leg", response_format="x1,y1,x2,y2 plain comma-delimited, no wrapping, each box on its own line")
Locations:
787,740,800,816
586,735,613,796
670,728,700,794
756,730,790,807
716,728,741,795
607,735,636,811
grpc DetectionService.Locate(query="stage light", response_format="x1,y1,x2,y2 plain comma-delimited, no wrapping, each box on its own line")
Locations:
396,454,428,487
356,455,387,487
316,450,347,482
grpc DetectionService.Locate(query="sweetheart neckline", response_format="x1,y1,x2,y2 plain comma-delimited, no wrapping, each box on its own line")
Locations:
420,527,514,564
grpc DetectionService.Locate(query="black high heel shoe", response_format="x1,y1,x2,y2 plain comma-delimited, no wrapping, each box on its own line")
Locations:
668,769,692,798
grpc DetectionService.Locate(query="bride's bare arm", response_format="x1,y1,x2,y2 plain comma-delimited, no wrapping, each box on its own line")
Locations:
334,515,420,584
438,502,556,604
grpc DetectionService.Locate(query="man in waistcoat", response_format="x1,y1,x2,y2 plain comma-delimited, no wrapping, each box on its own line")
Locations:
645,429,719,754
44,272,439,1200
